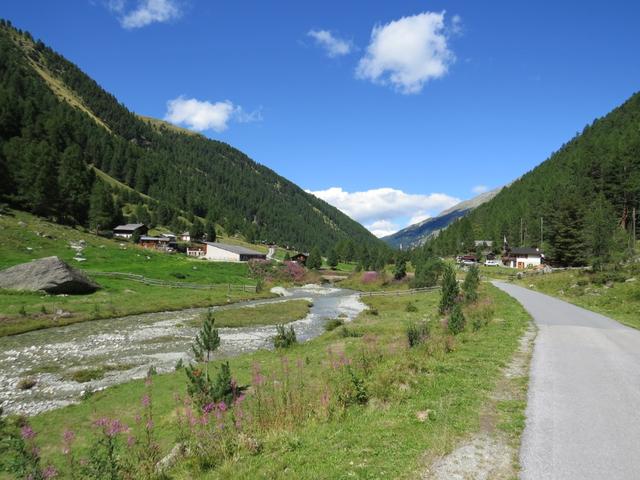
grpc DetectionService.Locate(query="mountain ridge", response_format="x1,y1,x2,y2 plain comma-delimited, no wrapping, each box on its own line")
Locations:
383,187,502,248
0,20,382,252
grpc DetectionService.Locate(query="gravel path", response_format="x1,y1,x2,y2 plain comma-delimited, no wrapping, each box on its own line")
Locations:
493,281,640,480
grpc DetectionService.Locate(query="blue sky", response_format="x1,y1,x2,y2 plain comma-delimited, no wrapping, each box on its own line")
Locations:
3,1,640,236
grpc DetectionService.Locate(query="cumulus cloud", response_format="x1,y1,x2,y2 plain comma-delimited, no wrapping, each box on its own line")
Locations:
164,96,262,132
308,29,354,57
107,0,183,29
356,11,456,94
367,220,399,238
306,187,459,237
472,185,489,194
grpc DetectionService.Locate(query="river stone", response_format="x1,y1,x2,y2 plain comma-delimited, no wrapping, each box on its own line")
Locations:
0,256,100,294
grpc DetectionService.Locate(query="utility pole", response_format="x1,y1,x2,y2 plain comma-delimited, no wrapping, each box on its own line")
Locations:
633,207,637,252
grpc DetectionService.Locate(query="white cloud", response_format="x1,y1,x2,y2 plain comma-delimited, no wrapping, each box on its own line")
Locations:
450,14,463,36
408,212,431,225
107,0,183,29
472,185,489,194
308,29,354,58
306,186,459,237
356,11,456,94
164,96,262,132
367,220,399,238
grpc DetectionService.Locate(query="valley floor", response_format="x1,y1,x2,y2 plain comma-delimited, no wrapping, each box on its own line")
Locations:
0,284,532,479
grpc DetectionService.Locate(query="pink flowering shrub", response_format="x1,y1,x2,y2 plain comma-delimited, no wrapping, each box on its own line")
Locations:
361,271,379,284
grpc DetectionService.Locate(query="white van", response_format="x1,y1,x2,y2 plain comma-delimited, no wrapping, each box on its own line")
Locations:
484,259,500,267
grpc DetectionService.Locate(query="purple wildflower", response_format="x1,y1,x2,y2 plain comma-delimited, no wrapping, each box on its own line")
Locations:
20,425,36,441
42,465,58,479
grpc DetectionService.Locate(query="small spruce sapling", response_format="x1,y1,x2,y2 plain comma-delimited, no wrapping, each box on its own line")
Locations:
462,265,480,303
448,303,466,335
439,264,459,314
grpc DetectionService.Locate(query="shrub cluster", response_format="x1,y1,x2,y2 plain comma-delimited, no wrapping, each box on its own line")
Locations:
273,324,297,349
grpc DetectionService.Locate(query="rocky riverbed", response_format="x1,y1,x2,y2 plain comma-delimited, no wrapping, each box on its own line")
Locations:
0,285,366,416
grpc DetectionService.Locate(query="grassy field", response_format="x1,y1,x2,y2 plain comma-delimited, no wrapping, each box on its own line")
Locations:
189,300,312,328
515,267,640,329
3,284,531,479
337,270,412,292
0,210,274,336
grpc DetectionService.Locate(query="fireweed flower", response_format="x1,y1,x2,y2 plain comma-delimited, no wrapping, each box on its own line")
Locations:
21,425,36,440
203,403,215,414
42,465,58,479
141,394,150,407
62,429,75,455
252,363,265,386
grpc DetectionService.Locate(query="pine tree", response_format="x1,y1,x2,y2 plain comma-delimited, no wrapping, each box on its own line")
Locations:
462,265,480,303
394,258,407,280
584,194,616,271
448,303,466,335
88,181,116,233
190,219,205,240
203,210,217,242
307,246,322,270
58,145,93,225
547,190,586,266
439,264,459,314
328,248,339,269
185,309,221,406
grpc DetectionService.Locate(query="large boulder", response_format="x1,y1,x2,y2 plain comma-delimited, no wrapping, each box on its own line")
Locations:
0,256,100,294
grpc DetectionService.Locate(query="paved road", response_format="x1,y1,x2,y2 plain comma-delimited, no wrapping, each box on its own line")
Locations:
493,281,640,480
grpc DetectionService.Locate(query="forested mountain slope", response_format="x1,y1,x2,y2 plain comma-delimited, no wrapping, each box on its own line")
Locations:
0,20,381,252
383,188,501,249
427,92,640,266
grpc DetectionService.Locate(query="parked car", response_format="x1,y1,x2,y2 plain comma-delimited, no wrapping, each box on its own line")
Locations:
484,259,500,267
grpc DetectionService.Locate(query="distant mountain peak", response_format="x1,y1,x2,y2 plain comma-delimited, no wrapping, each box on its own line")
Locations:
383,187,503,248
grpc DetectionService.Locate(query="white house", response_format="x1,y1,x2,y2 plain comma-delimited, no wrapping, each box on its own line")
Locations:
202,242,267,262
113,223,148,239
503,247,544,269
180,232,191,242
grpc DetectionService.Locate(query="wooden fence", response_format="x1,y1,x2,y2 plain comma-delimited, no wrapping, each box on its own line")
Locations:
90,271,257,293
359,286,440,297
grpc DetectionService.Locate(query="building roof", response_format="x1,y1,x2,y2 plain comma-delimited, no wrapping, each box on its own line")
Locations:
205,242,265,256
510,247,542,255
114,223,146,232
140,236,169,242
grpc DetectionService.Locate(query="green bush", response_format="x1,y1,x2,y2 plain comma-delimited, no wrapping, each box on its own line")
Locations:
68,368,105,383
448,304,466,335
324,318,345,331
273,324,297,349
17,377,37,390
406,321,430,347
405,302,418,313
339,326,363,338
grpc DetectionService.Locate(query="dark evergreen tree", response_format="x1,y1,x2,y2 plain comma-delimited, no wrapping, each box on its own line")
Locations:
393,258,407,280
439,264,459,314
584,193,616,271
190,219,205,241
462,265,480,303
327,248,339,269
88,181,116,233
57,145,93,224
307,246,323,270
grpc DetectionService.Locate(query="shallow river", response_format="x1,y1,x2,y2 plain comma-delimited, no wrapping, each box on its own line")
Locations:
0,285,366,416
